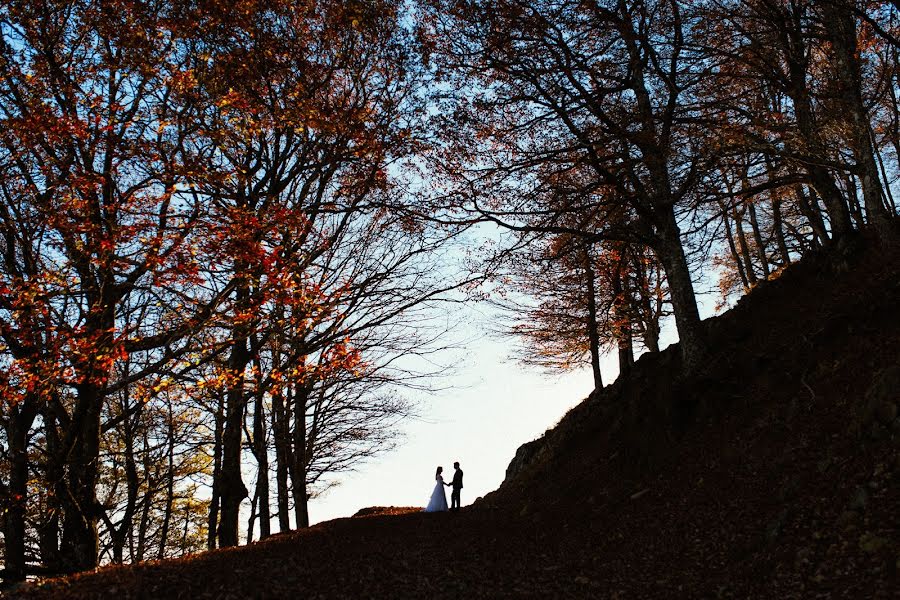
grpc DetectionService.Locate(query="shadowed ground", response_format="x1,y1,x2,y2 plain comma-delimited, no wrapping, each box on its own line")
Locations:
12,234,899,599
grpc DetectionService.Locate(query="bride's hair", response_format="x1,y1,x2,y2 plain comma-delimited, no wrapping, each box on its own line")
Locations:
435,466,442,479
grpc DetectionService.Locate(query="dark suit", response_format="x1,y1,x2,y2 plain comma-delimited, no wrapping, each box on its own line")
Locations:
450,468,463,510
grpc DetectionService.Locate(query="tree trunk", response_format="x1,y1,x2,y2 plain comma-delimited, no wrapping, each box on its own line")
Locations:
218,269,252,548
581,245,603,390
643,316,660,354
623,11,705,370
762,157,792,266
611,259,633,378
823,0,895,240
771,197,792,267
733,207,758,285
633,251,662,354
60,380,104,573
135,430,154,562
807,168,852,239
252,388,270,539
39,410,62,573
794,185,830,247
134,488,152,561
217,326,250,547
842,173,866,229
110,400,140,564
721,203,749,290
747,201,770,278
656,209,707,372
784,17,854,240
617,331,634,377
291,383,310,529
887,51,900,193
272,389,292,532
207,391,224,550
180,504,191,555
3,402,37,582
246,484,259,545
873,131,898,216
158,398,176,559
59,287,118,573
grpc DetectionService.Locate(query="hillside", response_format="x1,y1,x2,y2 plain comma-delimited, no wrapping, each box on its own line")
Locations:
11,234,899,598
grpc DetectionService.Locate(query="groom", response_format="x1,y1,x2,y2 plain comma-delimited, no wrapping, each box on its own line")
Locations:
450,461,463,511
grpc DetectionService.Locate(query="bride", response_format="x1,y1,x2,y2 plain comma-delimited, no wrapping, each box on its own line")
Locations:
423,466,451,512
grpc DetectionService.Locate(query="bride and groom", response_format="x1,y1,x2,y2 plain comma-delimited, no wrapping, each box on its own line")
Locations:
424,461,463,512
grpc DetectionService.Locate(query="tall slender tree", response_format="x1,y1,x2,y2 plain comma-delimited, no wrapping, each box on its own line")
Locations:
425,0,711,369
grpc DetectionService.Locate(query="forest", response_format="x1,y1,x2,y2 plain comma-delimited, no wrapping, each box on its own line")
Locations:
0,0,898,586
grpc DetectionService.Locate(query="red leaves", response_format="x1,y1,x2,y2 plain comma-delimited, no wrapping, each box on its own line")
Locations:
0,0,417,404
323,337,364,375
0,0,438,577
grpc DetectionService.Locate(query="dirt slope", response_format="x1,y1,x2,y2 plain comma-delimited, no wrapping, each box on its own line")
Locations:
11,234,900,599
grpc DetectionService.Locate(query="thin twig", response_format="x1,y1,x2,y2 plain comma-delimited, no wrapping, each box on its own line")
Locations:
800,372,816,401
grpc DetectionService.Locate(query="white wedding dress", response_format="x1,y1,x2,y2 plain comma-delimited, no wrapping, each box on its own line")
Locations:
424,475,449,512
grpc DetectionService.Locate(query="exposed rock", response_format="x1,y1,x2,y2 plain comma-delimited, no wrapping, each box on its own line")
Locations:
505,437,547,481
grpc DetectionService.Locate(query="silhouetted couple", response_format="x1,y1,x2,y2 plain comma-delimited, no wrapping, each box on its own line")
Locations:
424,462,463,512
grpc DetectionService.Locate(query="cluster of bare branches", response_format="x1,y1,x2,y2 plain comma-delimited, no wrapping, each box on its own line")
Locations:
422,0,899,378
